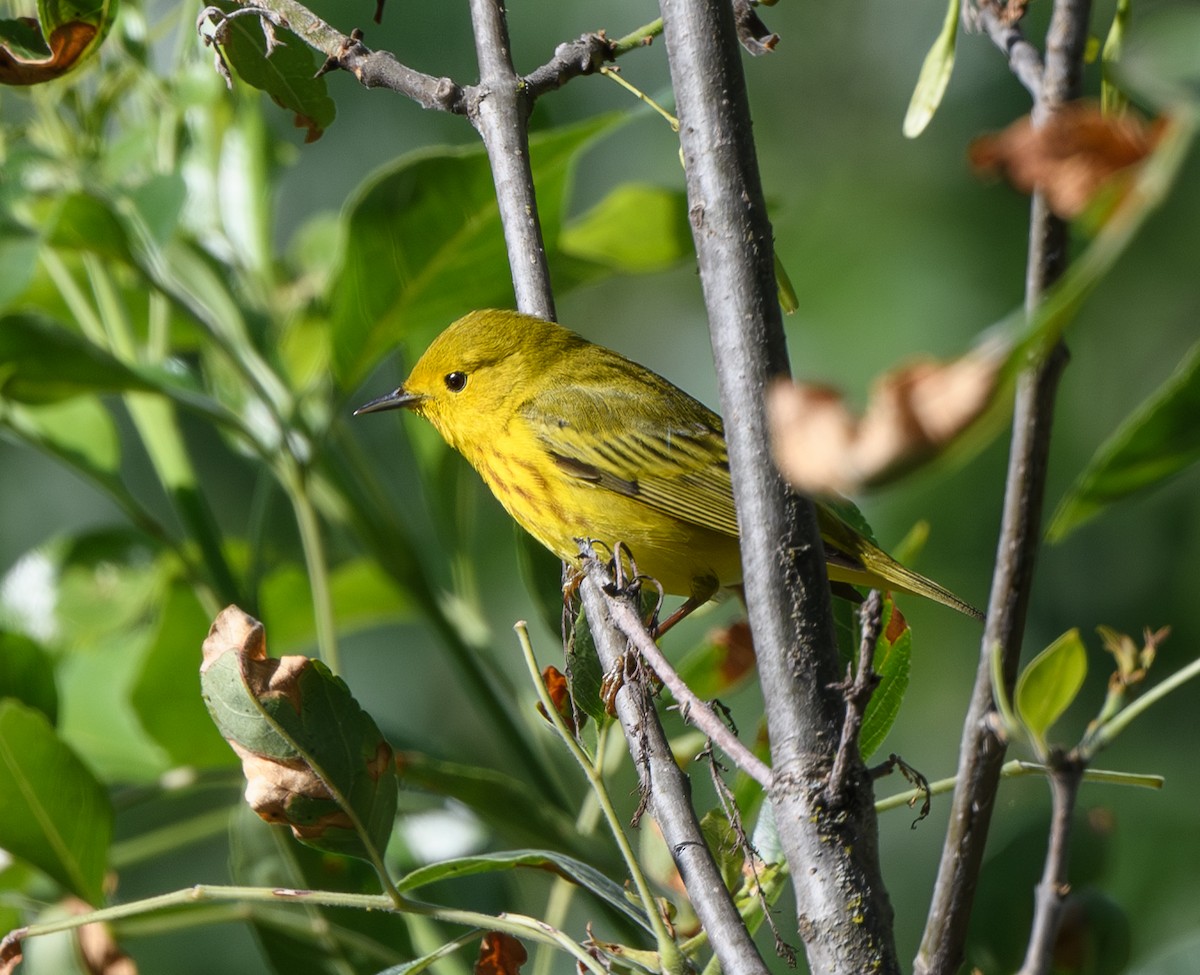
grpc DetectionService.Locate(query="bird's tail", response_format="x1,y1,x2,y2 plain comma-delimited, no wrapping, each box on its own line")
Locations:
816,505,984,621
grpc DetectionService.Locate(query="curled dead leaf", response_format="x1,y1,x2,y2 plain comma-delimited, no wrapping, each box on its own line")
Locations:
0,928,25,975
536,665,585,734
767,336,1008,494
0,21,98,85
970,102,1165,219
475,932,527,975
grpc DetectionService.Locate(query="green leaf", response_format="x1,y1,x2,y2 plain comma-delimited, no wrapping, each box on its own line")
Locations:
259,558,416,653
559,183,692,274
209,2,335,143
6,397,121,476
0,700,112,902
0,313,155,403
131,583,237,769
1049,340,1200,541
0,630,58,724
859,596,912,761
201,610,398,862
396,849,654,934
1116,5,1200,111
903,0,960,139
563,605,609,727
1016,629,1088,751
329,115,619,387
699,809,742,891
1101,0,1133,115
0,230,39,310
0,0,118,85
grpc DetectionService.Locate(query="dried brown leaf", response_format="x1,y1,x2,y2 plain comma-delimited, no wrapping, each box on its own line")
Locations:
970,102,1164,219
475,932,527,975
768,337,1008,494
64,898,137,975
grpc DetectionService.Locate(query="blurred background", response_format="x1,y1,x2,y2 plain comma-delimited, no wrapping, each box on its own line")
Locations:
1,0,1197,971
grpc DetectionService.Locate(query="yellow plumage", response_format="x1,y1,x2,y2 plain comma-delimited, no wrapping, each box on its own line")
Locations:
357,310,981,621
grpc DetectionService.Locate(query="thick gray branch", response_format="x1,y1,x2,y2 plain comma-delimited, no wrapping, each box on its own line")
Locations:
915,2,1091,972
578,574,770,975
657,0,898,970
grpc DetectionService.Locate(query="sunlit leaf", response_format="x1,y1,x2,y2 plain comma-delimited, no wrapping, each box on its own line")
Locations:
0,700,112,902
1016,629,1088,750
903,0,959,139
1049,339,1200,541
329,115,619,387
1101,0,1133,116
558,183,692,274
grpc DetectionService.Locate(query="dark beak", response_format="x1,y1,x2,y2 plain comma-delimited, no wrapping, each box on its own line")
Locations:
354,387,425,416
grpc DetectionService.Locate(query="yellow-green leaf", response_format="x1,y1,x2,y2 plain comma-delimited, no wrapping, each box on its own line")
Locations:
904,0,960,139
1016,629,1088,750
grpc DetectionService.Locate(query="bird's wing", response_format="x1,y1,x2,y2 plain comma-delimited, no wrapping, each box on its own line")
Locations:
519,376,740,538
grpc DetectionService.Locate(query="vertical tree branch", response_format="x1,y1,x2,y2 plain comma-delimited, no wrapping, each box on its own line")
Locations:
466,0,556,320
915,2,1092,972
657,0,898,970
1017,759,1084,975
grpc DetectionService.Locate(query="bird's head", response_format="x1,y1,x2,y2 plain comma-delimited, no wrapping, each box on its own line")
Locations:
355,309,584,452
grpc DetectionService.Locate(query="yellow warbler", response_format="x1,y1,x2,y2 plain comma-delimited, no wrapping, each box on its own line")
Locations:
357,310,982,621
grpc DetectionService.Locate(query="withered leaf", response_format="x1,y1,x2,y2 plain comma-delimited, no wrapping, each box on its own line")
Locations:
475,932,527,975
536,665,585,734
65,897,137,975
767,336,1008,494
970,102,1165,219
0,21,98,85
200,606,398,862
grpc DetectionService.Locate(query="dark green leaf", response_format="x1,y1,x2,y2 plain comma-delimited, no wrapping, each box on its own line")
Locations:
1049,340,1200,541
0,313,155,403
0,700,112,902
210,2,335,142
514,527,566,639
329,116,618,387
0,230,39,310
0,630,58,724
564,605,609,727
1117,5,1200,111
44,191,135,263
1016,629,1088,750
859,596,912,761
396,849,653,934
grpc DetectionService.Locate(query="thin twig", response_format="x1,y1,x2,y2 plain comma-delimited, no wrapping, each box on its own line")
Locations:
1016,757,1084,975
970,0,1044,98
916,1,1092,972
578,549,773,790
827,591,884,803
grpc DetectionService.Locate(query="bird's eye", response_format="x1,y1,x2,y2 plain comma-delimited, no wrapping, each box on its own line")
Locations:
444,371,467,393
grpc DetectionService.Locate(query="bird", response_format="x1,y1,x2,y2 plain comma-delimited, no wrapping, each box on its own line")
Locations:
356,309,982,626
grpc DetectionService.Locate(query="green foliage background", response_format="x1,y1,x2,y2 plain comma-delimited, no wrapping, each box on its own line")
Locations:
1,0,1198,972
